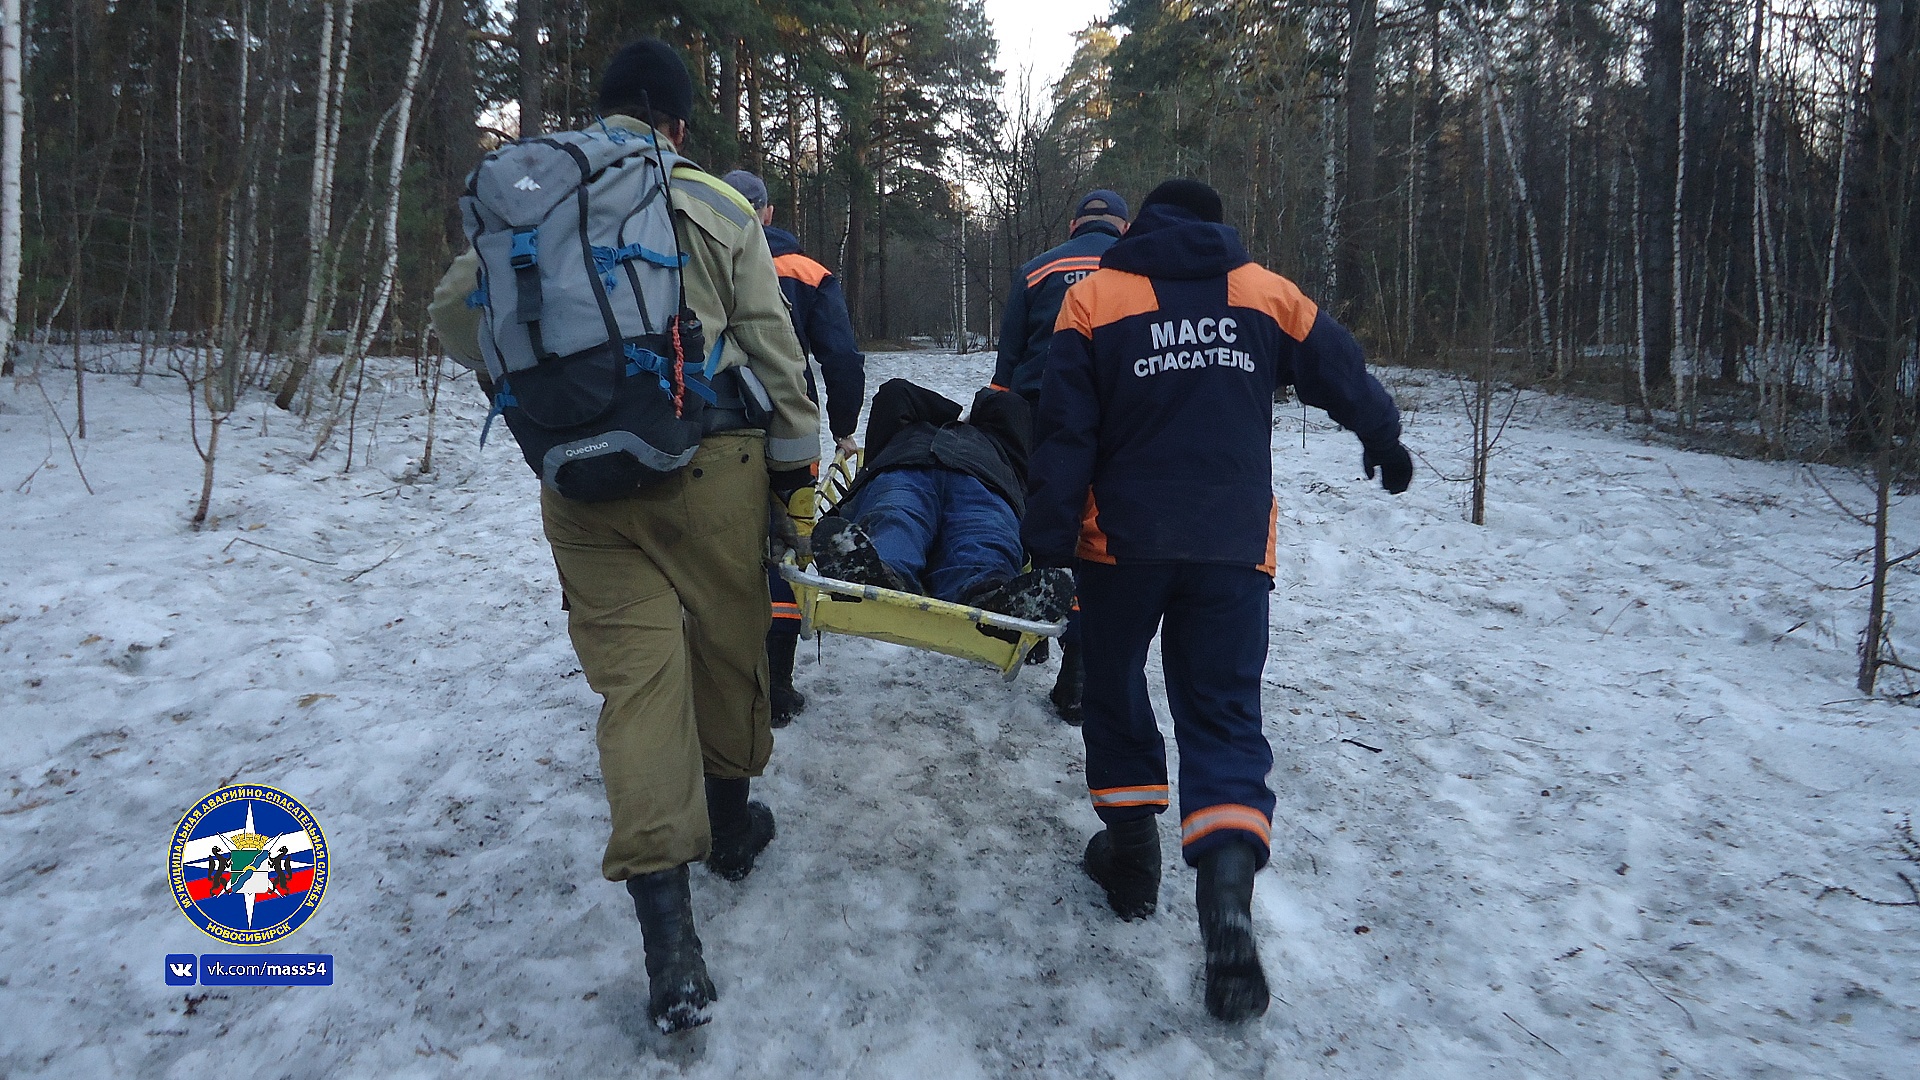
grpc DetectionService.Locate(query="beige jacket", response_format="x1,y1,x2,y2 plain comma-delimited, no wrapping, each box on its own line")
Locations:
429,116,819,471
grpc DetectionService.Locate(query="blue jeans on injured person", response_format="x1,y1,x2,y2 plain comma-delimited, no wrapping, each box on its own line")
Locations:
841,467,1023,604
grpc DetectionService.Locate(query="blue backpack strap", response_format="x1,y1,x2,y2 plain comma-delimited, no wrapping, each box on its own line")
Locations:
623,342,675,395
593,243,689,289
480,379,517,449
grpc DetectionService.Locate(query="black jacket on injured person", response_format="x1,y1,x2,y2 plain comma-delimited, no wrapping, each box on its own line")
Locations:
834,379,1033,517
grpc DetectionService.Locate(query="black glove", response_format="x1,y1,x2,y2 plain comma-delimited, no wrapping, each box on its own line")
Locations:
768,466,818,561
1363,441,1413,495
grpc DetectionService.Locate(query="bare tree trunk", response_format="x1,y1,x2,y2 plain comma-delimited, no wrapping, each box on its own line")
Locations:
1463,11,1553,374
1669,2,1692,416
1321,92,1339,299
1337,0,1377,323
1641,0,1684,395
719,34,740,155
311,0,435,460
1556,107,1574,377
517,0,542,137
1632,165,1652,419
956,205,967,351
1847,0,1917,690
192,407,224,527
1818,16,1870,431
419,327,442,474
745,47,763,170
1842,0,1912,448
1748,0,1775,443
68,0,82,438
156,0,190,371
0,0,22,377
1858,454,1892,693
785,57,802,229
276,0,354,412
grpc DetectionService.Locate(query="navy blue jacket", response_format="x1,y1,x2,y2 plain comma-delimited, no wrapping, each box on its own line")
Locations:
1022,205,1400,574
992,221,1123,402
767,226,866,439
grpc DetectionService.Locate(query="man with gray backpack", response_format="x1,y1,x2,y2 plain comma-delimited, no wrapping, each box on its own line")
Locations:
429,38,817,1035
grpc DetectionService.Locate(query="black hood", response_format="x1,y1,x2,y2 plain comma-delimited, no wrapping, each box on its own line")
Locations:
1101,204,1250,280
764,225,803,258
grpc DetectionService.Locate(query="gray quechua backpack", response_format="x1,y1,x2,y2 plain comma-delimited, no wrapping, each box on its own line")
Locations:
462,126,715,501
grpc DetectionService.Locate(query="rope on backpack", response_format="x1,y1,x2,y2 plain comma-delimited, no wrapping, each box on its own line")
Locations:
669,317,688,418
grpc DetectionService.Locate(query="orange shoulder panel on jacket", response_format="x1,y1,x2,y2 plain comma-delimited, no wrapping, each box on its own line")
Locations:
1227,263,1318,343
1053,270,1160,337
773,252,831,288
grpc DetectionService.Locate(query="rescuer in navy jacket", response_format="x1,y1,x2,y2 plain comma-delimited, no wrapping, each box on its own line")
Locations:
993,189,1129,727
992,189,1129,403
724,171,868,727
1022,179,1413,1024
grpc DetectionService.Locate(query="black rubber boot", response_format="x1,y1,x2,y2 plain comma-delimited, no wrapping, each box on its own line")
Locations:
1083,816,1161,920
767,634,805,728
810,518,909,591
625,866,717,1033
965,568,1074,623
1049,638,1084,726
704,776,775,882
1196,840,1270,1023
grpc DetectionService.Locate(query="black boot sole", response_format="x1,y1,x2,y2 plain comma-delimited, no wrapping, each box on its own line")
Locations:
969,568,1073,623
811,519,908,591
651,977,717,1033
1202,909,1270,1022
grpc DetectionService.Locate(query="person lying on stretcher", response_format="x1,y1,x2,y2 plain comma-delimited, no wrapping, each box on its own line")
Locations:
811,378,1073,624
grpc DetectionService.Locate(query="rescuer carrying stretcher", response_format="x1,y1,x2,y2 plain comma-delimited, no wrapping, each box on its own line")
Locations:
1024,178,1414,1023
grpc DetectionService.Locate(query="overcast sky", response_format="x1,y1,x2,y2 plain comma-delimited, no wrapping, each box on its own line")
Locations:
981,0,1112,104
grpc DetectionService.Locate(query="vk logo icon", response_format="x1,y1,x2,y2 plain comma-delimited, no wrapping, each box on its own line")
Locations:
165,954,197,985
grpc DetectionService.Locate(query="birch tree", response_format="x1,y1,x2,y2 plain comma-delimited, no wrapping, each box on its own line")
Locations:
0,0,21,377
311,0,436,461
275,0,356,412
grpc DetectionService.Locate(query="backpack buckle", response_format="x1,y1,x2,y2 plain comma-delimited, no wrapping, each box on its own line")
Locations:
509,229,538,270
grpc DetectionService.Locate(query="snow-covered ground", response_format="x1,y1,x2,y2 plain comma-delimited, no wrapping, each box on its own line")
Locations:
2,351,1916,1078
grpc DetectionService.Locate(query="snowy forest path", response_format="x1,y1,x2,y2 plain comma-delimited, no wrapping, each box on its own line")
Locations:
0,351,1914,1077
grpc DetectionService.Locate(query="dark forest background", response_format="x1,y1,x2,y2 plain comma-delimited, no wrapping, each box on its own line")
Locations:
4,0,1916,453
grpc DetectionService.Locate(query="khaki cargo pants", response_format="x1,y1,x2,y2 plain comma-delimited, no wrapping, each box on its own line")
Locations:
540,432,775,881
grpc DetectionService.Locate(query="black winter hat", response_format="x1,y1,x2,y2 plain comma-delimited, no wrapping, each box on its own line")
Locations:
1141,178,1224,224
598,38,695,123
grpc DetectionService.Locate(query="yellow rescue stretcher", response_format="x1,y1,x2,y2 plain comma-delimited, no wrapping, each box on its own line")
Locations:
777,449,1066,680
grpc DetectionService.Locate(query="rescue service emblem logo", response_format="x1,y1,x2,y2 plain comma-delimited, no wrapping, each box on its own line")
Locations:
169,785,328,946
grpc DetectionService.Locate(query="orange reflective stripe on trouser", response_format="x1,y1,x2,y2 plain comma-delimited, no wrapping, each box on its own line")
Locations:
1090,784,1170,809
770,601,802,622
1179,804,1271,849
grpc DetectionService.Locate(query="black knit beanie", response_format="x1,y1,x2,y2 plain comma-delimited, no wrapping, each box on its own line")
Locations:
598,38,695,123
1140,178,1224,224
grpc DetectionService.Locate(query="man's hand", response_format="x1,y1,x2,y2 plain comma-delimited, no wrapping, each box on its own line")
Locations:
769,466,819,560
834,435,860,457
1363,441,1414,495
